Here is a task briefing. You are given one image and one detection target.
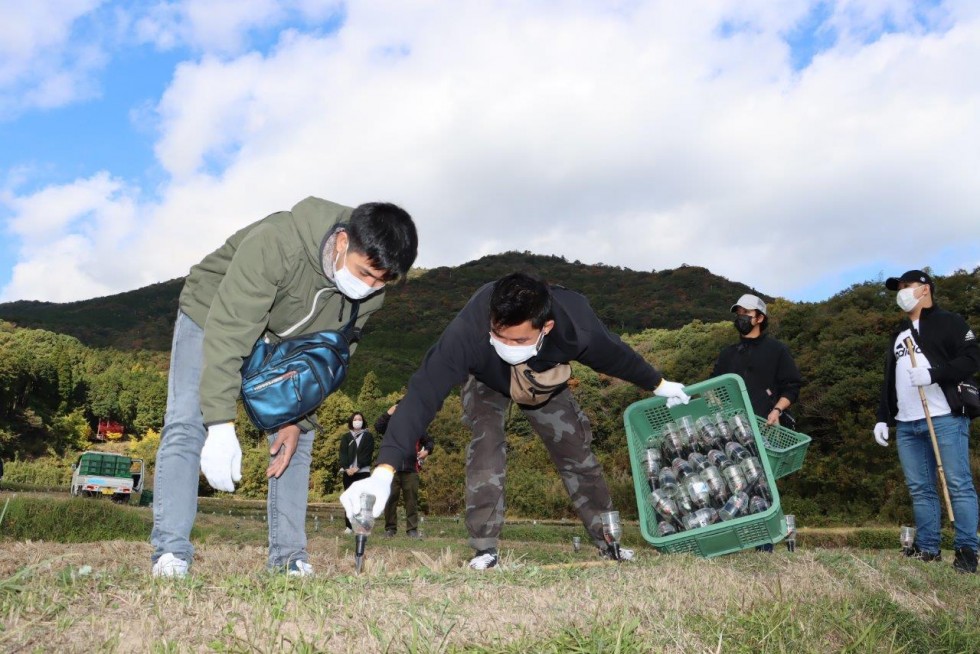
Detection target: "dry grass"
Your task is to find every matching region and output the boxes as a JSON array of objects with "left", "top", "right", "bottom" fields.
[
  {"left": 2, "top": 499, "right": 980, "bottom": 653},
  {"left": 3, "top": 531, "right": 980, "bottom": 653}
]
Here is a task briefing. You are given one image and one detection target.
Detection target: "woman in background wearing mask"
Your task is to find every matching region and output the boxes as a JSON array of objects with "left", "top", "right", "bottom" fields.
[
  {"left": 711, "top": 294, "right": 803, "bottom": 428},
  {"left": 338, "top": 412, "right": 375, "bottom": 534}
]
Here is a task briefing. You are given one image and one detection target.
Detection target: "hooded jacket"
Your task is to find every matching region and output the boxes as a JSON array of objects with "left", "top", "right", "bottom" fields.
[
  {"left": 179, "top": 197, "right": 386, "bottom": 426},
  {"left": 876, "top": 304, "right": 980, "bottom": 424},
  {"left": 375, "top": 281, "right": 664, "bottom": 467},
  {"left": 711, "top": 334, "right": 802, "bottom": 418}
]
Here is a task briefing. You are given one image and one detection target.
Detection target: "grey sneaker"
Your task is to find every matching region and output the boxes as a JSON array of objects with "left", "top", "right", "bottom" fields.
[
  {"left": 287, "top": 560, "right": 314, "bottom": 577},
  {"left": 152, "top": 553, "right": 189, "bottom": 578},
  {"left": 468, "top": 548, "right": 498, "bottom": 570},
  {"left": 599, "top": 546, "right": 635, "bottom": 561},
  {"left": 407, "top": 529, "right": 422, "bottom": 539}
]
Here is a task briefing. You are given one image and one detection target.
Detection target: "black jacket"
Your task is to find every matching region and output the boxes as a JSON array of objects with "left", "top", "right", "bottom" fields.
[
  {"left": 376, "top": 282, "right": 664, "bottom": 467},
  {"left": 339, "top": 430, "right": 375, "bottom": 470},
  {"left": 375, "top": 412, "right": 435, "bottom": 472},
  {"left": 877, "top": 304, "right": 980, "bottom": 424},
  {"left": 712, "top": 335, "right": 802, "bottom": 418}
]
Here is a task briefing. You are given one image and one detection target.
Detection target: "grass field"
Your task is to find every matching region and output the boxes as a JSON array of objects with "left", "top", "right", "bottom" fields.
[{"left": 2, "top": 493, "right": 979, "bottom": 653}]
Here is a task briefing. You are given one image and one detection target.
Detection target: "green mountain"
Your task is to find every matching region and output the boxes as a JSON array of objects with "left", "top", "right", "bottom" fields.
[{"left": 0, "top": 252, "right": 765, "bottom": 393}]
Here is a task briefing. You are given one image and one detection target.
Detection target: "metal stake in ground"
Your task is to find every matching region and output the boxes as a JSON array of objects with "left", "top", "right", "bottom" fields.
[
  {"left": 352, "top": 493, "right": 377, "bottom": 574},
  {"left": 904, "top": 336, "right": 955, "bottom": 523}
]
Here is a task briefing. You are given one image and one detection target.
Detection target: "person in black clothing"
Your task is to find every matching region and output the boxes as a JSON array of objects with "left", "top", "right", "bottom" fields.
[
  {"left": 712, "top": 294, "right": 802, "bottom": 427},
  {"left": 341, "top": 272, "right": 691, "bottom": 569},
  {"left": 338, "top": 412, "right": 375, "bottom": 533},
  {"left": 375, "top": 401, "right": 434, "bottom": 538},
  {"left": 872, "top": 270, "right": 979, "bottom": 573}
]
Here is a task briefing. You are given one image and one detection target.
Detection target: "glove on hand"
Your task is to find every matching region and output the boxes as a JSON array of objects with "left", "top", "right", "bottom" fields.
[
  {"left": 654, "top": 379, "right": 691, "bottom": 408},
  {"left": 908, "top": 367, "right": 932, "bottom": 387},
  {"left": 340, "top": 466, "right": 394, "bottom": 522},
  {"left": 873, "top": 422, "right": 889, "bottom": 447},
  {"left": 201, "top": 422, "right": 242, "bottom": 492}
]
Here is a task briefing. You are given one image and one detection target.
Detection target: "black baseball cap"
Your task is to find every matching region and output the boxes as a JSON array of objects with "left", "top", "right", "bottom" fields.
[{"left": 885, "top": 270, "right": 934, "bottom": 291}]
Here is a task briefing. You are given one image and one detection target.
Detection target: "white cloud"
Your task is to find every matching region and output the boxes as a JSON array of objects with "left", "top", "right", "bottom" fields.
[
  {"left": 2, "top": 172, "right": 145, "bottom": 302},
  {"left": 3, "top": 1, "right": 980, "bottom": 302},
  {"left": 0, "top": 0, "right": 107, "bottom": 116},
  {"left": 135, "top": 0, "right": 342, "bottom": 54}
]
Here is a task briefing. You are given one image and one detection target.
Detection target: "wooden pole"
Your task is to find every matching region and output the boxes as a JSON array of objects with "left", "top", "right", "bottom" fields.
[{"left": 904, "top": 337, "right": 955, "bottom": 523}]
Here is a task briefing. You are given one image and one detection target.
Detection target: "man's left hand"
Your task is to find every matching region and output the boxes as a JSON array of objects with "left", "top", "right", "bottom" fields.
[
  {"left": 266, "top": 424, "right": 301, "bottom": 479},
  {"left": 766, "top": 409, "right": 782, "bottom": 426},
  {"left": 908, "top": 368, "right": 932, "bottom": 387},
  {"left": 654, "top": 379, "right": 691, "bottom": 408}
]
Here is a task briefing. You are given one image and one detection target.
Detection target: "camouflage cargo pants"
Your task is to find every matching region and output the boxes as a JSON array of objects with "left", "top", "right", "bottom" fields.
[{"left": 461, "top": 375, "right": 613, "bottom": 551}]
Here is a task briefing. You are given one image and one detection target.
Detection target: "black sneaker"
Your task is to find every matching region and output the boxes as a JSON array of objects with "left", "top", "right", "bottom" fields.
[
  {"left": 468, "top": 548, "right": 498, "bottom": 570},
  {"left": 953, "top": 547, "right": 978, "bottom": 574},
  {"left": 384, "top": 530, "right": 396, "bottom": 538},
  {"left": 903, "top": 545, "right": 942, "bottom": 562}
]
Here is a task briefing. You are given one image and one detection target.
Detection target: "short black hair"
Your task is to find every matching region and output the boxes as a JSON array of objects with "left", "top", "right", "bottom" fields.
[
  {"left": 489, "top": 272, "right": 553, "bottom": 329},
  {"left": 347, "top": 202, "right": 418, "bottom": 283}
]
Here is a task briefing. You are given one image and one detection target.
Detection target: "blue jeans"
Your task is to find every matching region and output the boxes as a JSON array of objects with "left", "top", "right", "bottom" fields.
[
  {"left": 896, "top": 413, "right": 978, "bottom": 553},
  {"left": 151, "top": 311, "right": 315, "bottom": 569}
]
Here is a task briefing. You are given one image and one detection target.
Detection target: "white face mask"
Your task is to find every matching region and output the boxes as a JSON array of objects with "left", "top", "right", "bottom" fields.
[
  {"left": 352, "top": 420, "right": 364, "bottom": 430},
  {"left": 334, "top": 244, "right": 382, "bottom": 300},
  {"left": 489, "top": 330, "right": 545, "bottom": 365},
  {"left": 896, "top": 287, "right": 922, "bottom": 313}
]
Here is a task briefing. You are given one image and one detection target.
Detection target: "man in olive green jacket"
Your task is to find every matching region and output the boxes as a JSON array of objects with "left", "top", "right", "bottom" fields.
[{"left": 151, "top": 197, "right": 417, "bottom": 578}]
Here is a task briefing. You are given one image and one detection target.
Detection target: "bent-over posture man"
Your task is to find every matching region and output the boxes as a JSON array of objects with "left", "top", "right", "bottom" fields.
[{"left": 342, "top": 272, "right": 690, "bottom": 569}]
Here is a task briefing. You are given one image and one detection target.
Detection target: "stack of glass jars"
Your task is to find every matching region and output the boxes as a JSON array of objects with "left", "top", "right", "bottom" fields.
[{"left": 644, "top": 411, "right": 773, "bottom": 536}]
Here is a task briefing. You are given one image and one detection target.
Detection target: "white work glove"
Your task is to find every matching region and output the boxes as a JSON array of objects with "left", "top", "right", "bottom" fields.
[
  {"left": 654, "top": 379, "right": 691, "bottom": 408},
  {"left": 340, "top": 466, "right": 394, "bottom": 521},
  {"left": 908, "top": 367, "right": 932, "bottom": 387},
  {"left": 200, "top": 422, "right": 242, "bottom": 492},
  {"left": 873, "top": 422, "right": 890, "bottom": 447}
]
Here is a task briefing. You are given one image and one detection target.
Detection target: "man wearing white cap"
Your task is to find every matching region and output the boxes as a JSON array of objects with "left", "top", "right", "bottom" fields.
[{"left": 711, "top": 294, "right": 802, "bottom": 428}]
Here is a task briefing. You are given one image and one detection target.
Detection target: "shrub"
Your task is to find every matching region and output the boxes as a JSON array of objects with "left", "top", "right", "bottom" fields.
[{"left": 0, "top": 496, "right": 150, "bottom": 542}]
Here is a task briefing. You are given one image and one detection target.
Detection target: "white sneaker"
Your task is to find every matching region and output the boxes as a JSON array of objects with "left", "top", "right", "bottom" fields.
[
  {"left": 344, "top": 528, "right": 352, "bottom": 535},
  {"left": 152, "top": 553, "right": 189, "bottom": 578},
  {"left": 287, "top": 560, "right": 314, "bottom": 577},
  {"left": 468, "top": 548, "right": 498, "bottom": 570}
]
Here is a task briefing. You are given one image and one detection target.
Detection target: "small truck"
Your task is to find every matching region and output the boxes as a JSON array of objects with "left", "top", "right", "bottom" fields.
[{"left": 70, "top": 451, "right": 145, "bottom": 502}]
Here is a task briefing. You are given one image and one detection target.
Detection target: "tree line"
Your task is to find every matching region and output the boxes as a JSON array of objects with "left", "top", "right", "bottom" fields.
[{"left": 1, "top": 266, "right": 977, "bottom": 526}]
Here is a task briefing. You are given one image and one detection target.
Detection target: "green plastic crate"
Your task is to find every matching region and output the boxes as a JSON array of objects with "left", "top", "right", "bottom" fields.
[
  {"left": 624, "top": 374, "right": 787, "bottom": 558},
  {"left": 78, "top": 452, "right": 132, "bottom": 477},
  {"left": 755, "top": 419, "right": 812, "bottom": 480}
]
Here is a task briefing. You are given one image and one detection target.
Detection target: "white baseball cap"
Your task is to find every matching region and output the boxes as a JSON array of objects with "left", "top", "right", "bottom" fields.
[{"left": 730, "top": 294, "right": 767, "bottom": 315}]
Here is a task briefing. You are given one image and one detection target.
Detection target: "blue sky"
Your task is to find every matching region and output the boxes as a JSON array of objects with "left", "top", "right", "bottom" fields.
[{"left": 1, "top": 1, "right": 977, "bottom": 304}]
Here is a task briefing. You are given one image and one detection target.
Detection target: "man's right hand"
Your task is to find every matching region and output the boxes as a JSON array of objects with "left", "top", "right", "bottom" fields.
[
  {"left": 340, "top": 465, "right": 394, "bottom": 521},
  {"left": 201, "top": 422, "right": 243, "bottom": 492},
  {"left": 873, "top": 422, "right": 889, "bottom": 447}
]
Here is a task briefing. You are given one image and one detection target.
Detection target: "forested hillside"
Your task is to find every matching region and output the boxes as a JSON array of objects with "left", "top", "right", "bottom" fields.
[
  {"left": 0, "top": 252, "right": 759, "bottom": 342},
  {"left": 1, "top": 257, "right": 977, "bottom": 525}
]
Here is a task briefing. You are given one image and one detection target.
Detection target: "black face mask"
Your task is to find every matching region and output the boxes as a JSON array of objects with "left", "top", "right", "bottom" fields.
[{"left": 734, "top": 314, "right": 755, "bottom": 336}]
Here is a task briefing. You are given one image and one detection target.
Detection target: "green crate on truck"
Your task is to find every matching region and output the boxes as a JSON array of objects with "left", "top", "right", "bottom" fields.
[
  {"left": 624, "top": 373, "right": 788, "bottom": 558},
  {"left": 78, "top": 453, "right": 132, "bottom": 477},
  {"left": 755, "top": 419, "right": 811, "bottom": 480}
]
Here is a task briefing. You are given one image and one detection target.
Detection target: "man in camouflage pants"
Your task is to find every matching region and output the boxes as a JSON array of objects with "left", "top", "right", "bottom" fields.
[{"left": 342, "top": 272, "right": 690, "bottom": 569}]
